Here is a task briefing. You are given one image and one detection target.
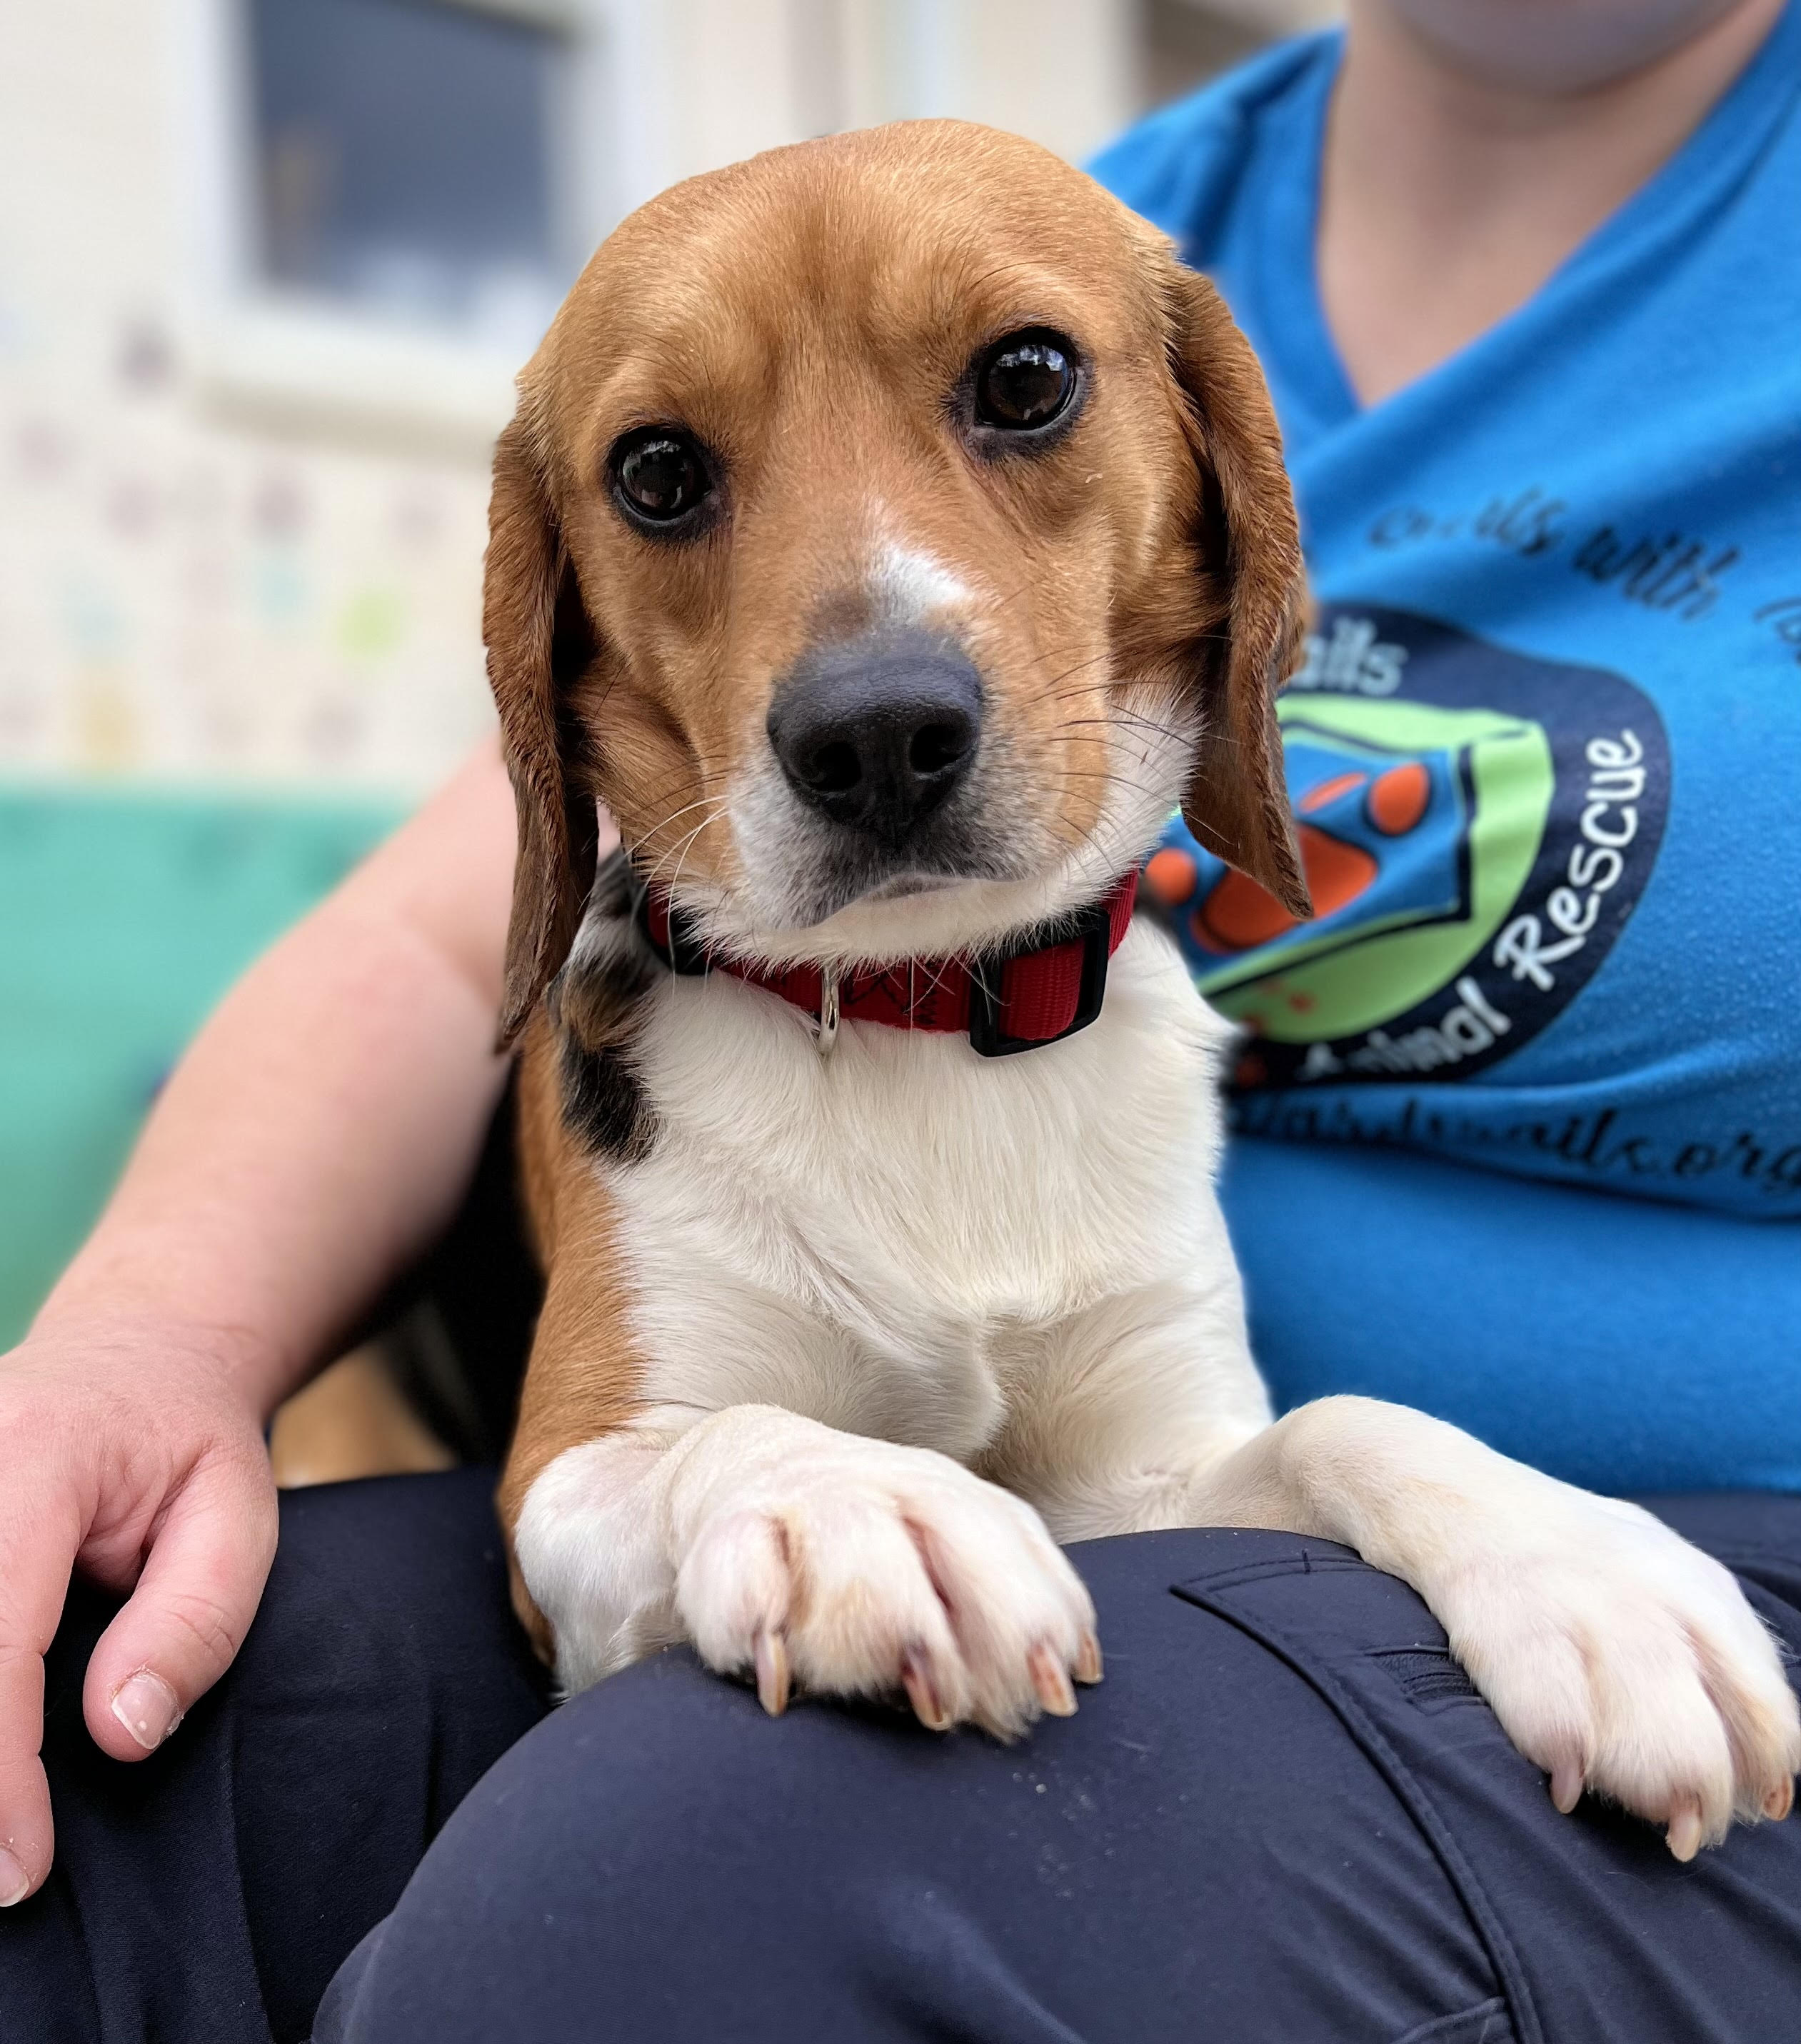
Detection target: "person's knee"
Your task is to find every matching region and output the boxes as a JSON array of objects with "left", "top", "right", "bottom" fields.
[
  {"left": 313, "top": 1533, "right": 1500, "bottom": 2044},
  {"left": 313, "top": 1649, "right": 898, "bottom": 2043}
]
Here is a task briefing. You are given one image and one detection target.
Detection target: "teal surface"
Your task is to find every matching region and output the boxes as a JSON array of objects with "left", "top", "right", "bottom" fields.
[{"left": 0, "top": 786, "right": 403, "bottom": 1346}]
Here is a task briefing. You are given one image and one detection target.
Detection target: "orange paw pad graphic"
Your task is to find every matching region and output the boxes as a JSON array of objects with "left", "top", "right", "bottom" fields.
[
  {"left": 1144, "top": 846, "right": 1200, "bottom": 906},
  {"left": 1366, "top": 761, "right": 1430, "bottom": 836},
  {"left": 1193, "top": 826, "right": 1379, "bottom": 952}
]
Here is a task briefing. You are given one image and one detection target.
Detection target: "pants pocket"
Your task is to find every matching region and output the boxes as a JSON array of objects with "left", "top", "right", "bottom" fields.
[{"left": 1171, "top": 1537, "right": 1801, "bottom": 2044}]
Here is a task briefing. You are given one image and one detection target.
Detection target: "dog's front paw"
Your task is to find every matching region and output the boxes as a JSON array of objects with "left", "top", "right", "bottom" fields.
[
  {"left": 673, "top": 1416, "right": 1099, "bottom": 1737},
  {"left": 1432, "top": 1490, "right": 1800, "bottom": 1856}
]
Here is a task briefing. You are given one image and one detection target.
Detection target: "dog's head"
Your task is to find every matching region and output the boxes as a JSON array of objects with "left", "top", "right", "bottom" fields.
[{"left": 486, "top": 119, "right": 1309, "bottom": 1044}]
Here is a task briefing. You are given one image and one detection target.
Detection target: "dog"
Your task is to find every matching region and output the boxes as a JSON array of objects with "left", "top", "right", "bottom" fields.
[{"left": 483, "top": 119, "right": 1798, "bottom": 1860}]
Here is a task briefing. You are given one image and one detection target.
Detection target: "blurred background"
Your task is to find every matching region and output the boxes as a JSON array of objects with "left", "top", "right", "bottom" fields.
[{"left": 0, "top": 0, "right": 1335, "bottom": 1356}]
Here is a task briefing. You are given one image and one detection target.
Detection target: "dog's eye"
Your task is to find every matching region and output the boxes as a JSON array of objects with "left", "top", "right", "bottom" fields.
[
  {"left": 973, "top": 331, "right": 1077, "bottom": 432},
  {"left": 613, "top": 429, "right": 712, "bottom": 526}
]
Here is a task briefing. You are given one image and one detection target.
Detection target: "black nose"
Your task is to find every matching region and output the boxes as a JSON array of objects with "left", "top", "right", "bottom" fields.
[{"left": 768, "top": 633, "right": 983, "bottom": 844}]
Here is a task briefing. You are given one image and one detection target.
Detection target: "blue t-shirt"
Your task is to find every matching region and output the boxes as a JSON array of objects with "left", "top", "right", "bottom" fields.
[{"left": 1092, "top": 6, "right": 1801, "bottom": 1493}]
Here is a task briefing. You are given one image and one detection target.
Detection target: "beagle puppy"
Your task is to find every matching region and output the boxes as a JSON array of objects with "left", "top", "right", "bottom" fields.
[{"left": 486, "top": 121, "right": 1797, "bottom": 1858}]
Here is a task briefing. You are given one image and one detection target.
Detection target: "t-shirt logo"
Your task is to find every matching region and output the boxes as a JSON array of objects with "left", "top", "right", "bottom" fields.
[{"left": 1145, "top": 605, "right": 1670, "bottom": 1089}]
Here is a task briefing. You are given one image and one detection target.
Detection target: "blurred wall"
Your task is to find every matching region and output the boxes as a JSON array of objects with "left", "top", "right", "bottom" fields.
[
  {"left": 0, "top": 0, "right": 1329, "bottom": 800},
  {"left": 1142, "top": 0, "right": 1338, "bottom": 104},
  {"left": 2, "top": 0, "right": 520, "bottom": 796}
]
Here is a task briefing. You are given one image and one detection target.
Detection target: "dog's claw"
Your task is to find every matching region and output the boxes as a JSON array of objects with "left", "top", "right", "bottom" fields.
[
  {"left": 1074, "top": 1632, "right": 1103, "bottom": 1685},
  {"left": 1666, "top": 1801, "right": 1704, "bottom": 1863},
  {"left": 754, "top": 1627, "right": 790, "bottom": 1717},
  {"left": 1549, "top": 1758, "right": 1584, "bottom": 1815},
  {"left": 1028, "top": 1642, "right": 1078, "bottom": 1718},
  {"left": 901, "top": 1646, "right": 952, "bottom": 1731},
  {"left": 1764, "top": 1778, "right": 1795, "bottom": 1822}
]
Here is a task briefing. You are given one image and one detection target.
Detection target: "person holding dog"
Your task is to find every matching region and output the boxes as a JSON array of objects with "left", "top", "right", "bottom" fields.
[{"left": 2, "top": 2, "right": 1797, "bottom": 2039}]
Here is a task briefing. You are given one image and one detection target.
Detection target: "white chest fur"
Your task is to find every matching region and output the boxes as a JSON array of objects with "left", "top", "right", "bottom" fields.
[{"left": 606, "top": 920, "right": 1234, "bottom": 1463}]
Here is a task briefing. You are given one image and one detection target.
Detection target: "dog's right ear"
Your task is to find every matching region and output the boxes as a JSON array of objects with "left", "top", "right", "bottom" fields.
[{"left": 485, "top": 411, "right": 601, "bottom": 1049}]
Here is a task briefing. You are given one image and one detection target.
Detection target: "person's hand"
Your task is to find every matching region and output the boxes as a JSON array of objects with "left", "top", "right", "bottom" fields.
[
  {"left": 0, "top": 1318, "right": 278, "bottom": 1905},
  {"left": 0, "top": 740, "right": 521, "bottom": 1909}
]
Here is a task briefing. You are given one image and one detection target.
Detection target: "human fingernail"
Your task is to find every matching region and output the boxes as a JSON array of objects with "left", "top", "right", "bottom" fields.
[
  {"left": 1074, "top": 1632, "right": 1103, "bottom": 1685},
  {"left": 111, "top": 1670, "right": 182, "bottom": 1751},
  {"left": 0, "top": 1847, "right": 30, "bottom": 1906}
]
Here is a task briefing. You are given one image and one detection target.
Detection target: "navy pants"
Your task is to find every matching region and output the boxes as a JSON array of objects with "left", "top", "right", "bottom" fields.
[{"left": 6, "top": 1475, "right": 1800, "bottom": 2044}]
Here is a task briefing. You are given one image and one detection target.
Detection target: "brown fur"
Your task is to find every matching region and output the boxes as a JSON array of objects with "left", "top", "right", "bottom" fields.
[
  {"left": 498, "top": 1013, "right": 647, "bottom": 1654},
  {"left": 488, "top": 121, "right": 1313, "bottom": 1646},
  {"left": 484, "top": 120, "right": 1310, "bottom": 1048},
  {"left": 1153, "top": 261, "right": 1310, "bottom": 911}
]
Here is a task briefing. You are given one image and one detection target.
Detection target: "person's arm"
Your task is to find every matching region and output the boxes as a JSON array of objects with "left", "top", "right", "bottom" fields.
[
  {"left": 0, "top": 738, "right": 549, "bottom": 1905},
  {"left": 43, "top": 739, "right": 520, "bottom": 1398}
]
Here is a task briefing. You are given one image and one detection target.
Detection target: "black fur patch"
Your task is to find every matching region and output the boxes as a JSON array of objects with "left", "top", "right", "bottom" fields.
[
  {"left": 560, "top": 1035, "right": 655, "bottom": 1162},
  {"left": 551, "top": 848, "right": 660, "bottom": 1163}
]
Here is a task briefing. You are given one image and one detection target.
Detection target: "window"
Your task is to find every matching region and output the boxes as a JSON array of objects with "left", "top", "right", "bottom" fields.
[
  {"left": 248, "top": 0, "right": 571, "bottom": 356},
  {"left": 184, "top": 0, "right": 636, "bottom": 447}
]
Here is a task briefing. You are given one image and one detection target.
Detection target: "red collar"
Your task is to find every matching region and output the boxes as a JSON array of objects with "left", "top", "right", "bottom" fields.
[{"left": 635, "top": 872, "right": 1138, "bottom": 1058}]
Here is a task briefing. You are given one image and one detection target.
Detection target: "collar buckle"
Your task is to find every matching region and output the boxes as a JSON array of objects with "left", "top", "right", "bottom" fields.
[{"left": 965, "top": 896, "right": 1115, "bottom": 1059}]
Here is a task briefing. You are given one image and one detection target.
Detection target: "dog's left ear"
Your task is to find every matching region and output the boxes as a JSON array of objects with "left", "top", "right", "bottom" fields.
[
  {"left": 485, "top": 408, "right": 601, "bottom": 1048},
  {"left": 1156, "top": 256, "right": 1312, "bottom": 919}
]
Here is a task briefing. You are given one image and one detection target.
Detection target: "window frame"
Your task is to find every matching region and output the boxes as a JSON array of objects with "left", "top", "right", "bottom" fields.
[{"left": 176, "top": 0, "right": 661, "bottom": 452}]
